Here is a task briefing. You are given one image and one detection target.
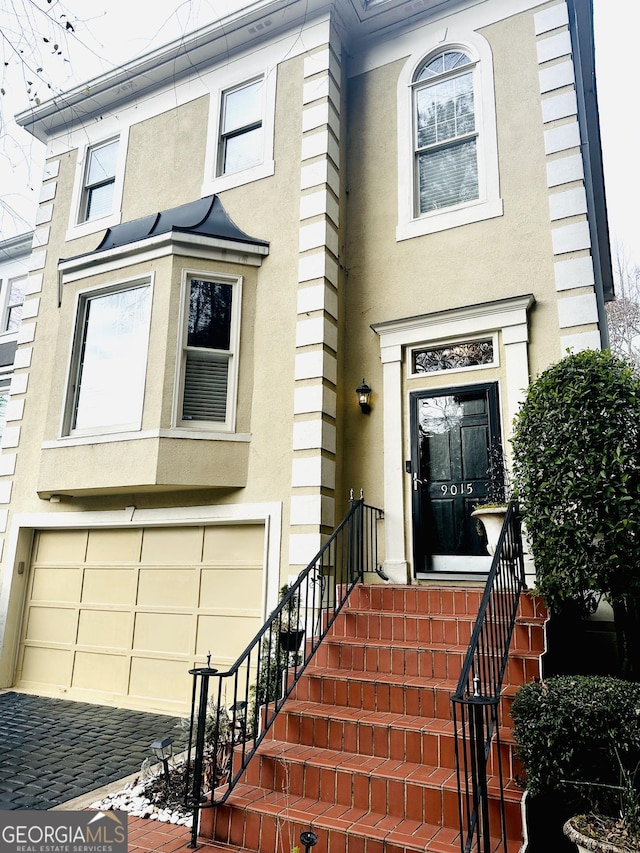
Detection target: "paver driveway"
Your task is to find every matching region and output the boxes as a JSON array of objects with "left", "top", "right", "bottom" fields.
[{"left": 0, "top": 691, "right": 187, "bottom": 810}]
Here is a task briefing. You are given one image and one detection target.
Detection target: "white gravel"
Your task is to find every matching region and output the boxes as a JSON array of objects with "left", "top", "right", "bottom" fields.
[{"left": 89, "top": 776, "right": 193, "bottom": 827}]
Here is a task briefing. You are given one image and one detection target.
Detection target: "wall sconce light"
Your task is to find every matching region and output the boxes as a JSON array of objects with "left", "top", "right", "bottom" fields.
[{"left": 356, "top": 379, "right": 372, "bottom": 414}]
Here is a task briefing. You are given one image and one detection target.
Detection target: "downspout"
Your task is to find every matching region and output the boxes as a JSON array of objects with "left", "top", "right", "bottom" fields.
[{"left": 566, "top": 0, "right": 614, "bottom": 349}]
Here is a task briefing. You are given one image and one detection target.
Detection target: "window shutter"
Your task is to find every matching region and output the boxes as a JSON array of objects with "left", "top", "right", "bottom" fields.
[{"left": 183, "top": 352, "right": 229, "bottom": 422}]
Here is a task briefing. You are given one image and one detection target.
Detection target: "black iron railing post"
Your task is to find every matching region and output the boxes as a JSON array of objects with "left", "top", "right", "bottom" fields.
[
  {"left": 186, "top": 663, "right": 218, "bottom": 848},
  {"left": 452, "top": 499, "right": 525, "bottom": 853},
  {"left": 347, "top": 492, "right": 364, "bottom": 585}
]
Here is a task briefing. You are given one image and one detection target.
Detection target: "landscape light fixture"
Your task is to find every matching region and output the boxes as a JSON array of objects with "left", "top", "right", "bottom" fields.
[
  {"left": 356, "top": 378, "right": 372, "bottom": 414},
  {"left": 299, "top": 830, "right": 318, "bottom": 853},
  {"left": 150, "top": 735, "right": 174, "bottom": 784}
]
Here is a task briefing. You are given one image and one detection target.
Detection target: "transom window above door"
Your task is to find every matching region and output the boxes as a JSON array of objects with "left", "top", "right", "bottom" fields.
[{"left": 413, "top": 49, "right": 478, "bottom": 214}]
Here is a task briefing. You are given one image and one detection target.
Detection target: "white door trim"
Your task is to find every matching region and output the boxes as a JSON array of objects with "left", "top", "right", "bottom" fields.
[{"left": 372, "top": 295, "right": 533, "bottom": 580}]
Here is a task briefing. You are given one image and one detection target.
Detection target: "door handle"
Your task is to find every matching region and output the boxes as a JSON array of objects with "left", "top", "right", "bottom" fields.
[{"left": 412, "top": 472, "right": 423, "bottom": 490}]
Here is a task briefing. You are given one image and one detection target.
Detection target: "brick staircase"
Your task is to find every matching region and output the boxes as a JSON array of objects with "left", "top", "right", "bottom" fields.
[{"left": 199, "top": 584, "right": 546, "bottom": 853}]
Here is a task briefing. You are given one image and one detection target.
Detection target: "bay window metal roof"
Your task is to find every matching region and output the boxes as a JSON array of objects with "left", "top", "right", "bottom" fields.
[{"left": 93, "top": 194, "right": 269, "bottom": 254}]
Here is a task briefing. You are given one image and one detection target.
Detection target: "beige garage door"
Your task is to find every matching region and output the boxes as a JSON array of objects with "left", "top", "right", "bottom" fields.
[{"left": 15, "top": 524, "right": 265, "bottom": 713}]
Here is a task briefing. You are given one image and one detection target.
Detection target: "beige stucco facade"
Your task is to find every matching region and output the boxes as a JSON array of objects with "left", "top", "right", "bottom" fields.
[{"left": 0, "top": 0, "right": 610, "bottom": 711}]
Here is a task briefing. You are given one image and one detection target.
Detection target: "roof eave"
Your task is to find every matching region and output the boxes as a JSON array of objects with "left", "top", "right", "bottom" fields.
[{"left": 15, "top": 0, "right": 326, "bottom": 143}]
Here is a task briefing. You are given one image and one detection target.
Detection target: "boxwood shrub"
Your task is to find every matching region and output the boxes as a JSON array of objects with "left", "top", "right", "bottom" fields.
[
  {"left": 512, "top": 350, "right": 640, "bottom": 617},
  {"left": 511, "top": 676, "right": 640, "bottom": 815}
]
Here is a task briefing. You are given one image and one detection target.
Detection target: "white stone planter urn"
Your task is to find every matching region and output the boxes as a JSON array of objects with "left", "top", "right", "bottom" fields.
[
  {"left": 471, "top": 505, "right": 508, "bottom": 555},
  {"left": 563, "top": 817, "right": 632, "bottom": 853}
]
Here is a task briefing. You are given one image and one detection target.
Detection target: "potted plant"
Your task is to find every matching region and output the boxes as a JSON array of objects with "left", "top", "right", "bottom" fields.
[
  {"left": 563, "top": 776, "right": 640, "bottom": 852},
  {"left": 511, "top": 675, "right": 640, "bottom": 852},
  {"left": 248, "top": 585, "right": 305, "bottom": 735},
  {"left": 278, "top": 584, "right": 305, "bottom": 653},
  {"left": 471, "top": 439, "right": 511, "bottom": 554}
]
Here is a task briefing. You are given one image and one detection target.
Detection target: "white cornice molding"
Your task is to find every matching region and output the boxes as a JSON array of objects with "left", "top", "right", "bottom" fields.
[
  {"left": 372, "top": 294, "right": 535, "bottom": 352},
  {"left": 348, "top": 0, "right": 547, "bottom": 77},
  {"left": 59, "top": 231, "right": 269, "bottom": 284}
]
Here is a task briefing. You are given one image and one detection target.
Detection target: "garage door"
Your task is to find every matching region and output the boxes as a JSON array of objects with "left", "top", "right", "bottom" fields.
[{"left": 15, "top": 524, "right": 265, "bottom": 713}]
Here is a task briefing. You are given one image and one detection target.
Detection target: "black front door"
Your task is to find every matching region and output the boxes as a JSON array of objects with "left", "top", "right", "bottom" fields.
[{"left": 411, "top": 383, "right": 501, "bottom": 574}]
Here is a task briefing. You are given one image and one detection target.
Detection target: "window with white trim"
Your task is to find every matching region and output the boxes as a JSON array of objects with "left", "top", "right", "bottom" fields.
[
  {"left": 178, "top": 275, "right": 241, "bottom": 430},
  {"left": 218, "top": 79, "right": 264, "bottom": 176},
  {"left": 80, "top": 138, "right": 119, "bottom": 222},
  {"left": 3, "top": 274, "right": 27, "bottom": 332},
  {"left": 413, "top": 50, "right": 478, "bottom": 214},
  {"left": 0, "top": 375, "right": 10, "bottom": 442},
  {"left": 66, "top": 281, "right": 152, "bottom": 435},
  {"left": 396, "top": 31, "right": 502, "bottom": 241}
]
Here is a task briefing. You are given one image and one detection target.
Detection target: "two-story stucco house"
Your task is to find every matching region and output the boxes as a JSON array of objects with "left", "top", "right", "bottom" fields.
[{"left": 0, "top": 0, "right": 610, "bottom": 722}]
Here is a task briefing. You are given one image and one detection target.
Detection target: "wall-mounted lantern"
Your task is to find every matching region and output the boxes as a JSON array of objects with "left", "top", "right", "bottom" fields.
[{"left": 356, "top": 378, "right": 372, "bottom": 414}]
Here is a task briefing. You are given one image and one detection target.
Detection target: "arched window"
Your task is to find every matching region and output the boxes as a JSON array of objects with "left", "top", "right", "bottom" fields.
[{"left": 413, "top": 49, "right": 479, "bottom": 214}]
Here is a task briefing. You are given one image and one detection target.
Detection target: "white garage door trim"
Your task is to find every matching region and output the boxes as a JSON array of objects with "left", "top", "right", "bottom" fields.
[{"left": 0, "top": 501, "right": 282, "bottom": 689}]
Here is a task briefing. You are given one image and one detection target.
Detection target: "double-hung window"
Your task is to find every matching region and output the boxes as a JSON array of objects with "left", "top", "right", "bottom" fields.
[
  {"left": 413, "top": 50, "right": 479, "bottom": 214},
  {"left": 0, "top": 375, "right": 10, "bottom": 443},
  {"left": 179, "top": 275, "right": 240, "bottom": 429},
  {"left": 80, "top": 138, "right": 119, "bottom": 222},
  {"left": 4, "top": 275, "right": 27, "bottom": 332},
  {"left": 67, "top": 282, "right": 152, "bottom": 434},
  {"left": 218, "top": 79, "right": 264, "bottom": 176}
]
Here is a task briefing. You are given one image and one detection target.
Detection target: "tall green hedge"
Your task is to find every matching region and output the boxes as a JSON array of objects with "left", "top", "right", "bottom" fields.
[{"left": 511, "top": 349, "right": 640, "bottom": 616}]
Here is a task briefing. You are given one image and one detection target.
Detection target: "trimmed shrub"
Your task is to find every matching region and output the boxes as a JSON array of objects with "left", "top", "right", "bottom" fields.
[
  {"left": 512, "top": 350, "right": 640, "bottom": 680},
  {"left": 511, "top": 349, "right": 640, "bottom": 619},
  {"left": 511, "top": 675, "right": 640, "bottom": 816}
]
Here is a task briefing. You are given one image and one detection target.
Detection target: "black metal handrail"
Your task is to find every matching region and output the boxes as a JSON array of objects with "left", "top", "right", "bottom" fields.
[
  {"left": 451, "top": 500, "right": 526, "bottom": 853},
  {"left": 184, "top": 497, "right": 383, "bottom": 846}
]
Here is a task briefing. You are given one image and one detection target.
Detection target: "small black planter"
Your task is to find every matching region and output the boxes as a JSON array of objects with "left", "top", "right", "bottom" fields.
[{"left": 278, "top": 629, "right": 305, "bottom": 653}]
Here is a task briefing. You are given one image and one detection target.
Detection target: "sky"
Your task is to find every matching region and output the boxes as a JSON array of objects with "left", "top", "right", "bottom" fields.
[{"left": 0, "top": 0, "right": 638, "bottom": 274}]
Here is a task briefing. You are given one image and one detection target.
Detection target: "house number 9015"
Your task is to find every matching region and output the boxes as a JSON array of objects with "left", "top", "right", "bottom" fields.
[{"left": 440, "top": 483, "right": 474, "bottom": 496}]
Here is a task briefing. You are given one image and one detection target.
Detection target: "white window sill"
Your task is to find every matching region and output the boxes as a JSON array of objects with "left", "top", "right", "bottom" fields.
[
  {"left": 164, "top": 427, "right": 250, "bottom": 441},
  {"left": 396, "top": 197, "right": 504, "bottom": 242},
  {"left": 201, "top": 160, "right": 274, "bottom": 197},
  {"left": 43, "top": 428, "right": 251, "bottom": 449},
  {"left": 65, "top": 210, "right": 122, "bottom": 244}
]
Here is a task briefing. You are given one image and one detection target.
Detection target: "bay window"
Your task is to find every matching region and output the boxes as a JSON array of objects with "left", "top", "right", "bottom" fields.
[
  {"left": 66, "top": 281, "right": 152, "bottom": 434},
  {"left": 178, "top": 274, "right": 241, "bottom": 430}
]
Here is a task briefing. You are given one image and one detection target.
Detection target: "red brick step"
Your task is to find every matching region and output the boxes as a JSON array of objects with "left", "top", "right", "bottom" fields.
[{"left": 198, "top": 585, "right": 546, "bottom": 853}]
